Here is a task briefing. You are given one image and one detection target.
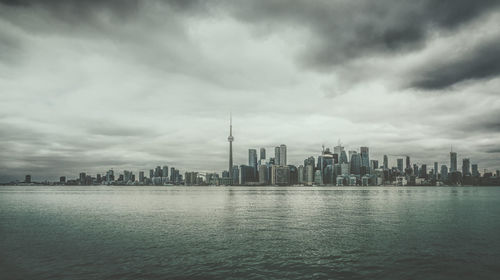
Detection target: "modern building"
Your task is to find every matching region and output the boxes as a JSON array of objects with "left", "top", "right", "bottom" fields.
[
  {"left": 360, "top": 147, "right": 369, "bottom": 168},
  {"left": 279, "top": 144, "right": 287, "bottom": 166},
  {"left": 350, "top": 153, "right": 361, "bottom": 175},
  {"left": 462, "top": 158, "right": 470, "bottom": 176},
  {"left": 397, "top": 159, "right": 404, "bottom": 172},
  {"left": 434, "top": 162, "right": 438, "bottom": 180},
  {"left": 450, "top": 151, "right": 457, "bottom": 172},
  {"left": 441, "top": 165, "right": 448, "bottom": 182},
  {"left": 274, "top": 146, "right": 280, "bottom": 166},
  {"left": 383, "top": 155, "right": 388, "bottom": 169},
  {"left": 249, "top": 149, "right": 258, "bottom": 174},
  {"left": 471, "top": 164, "right": 479, "bottom": 177},
  {"left": 260, "top": 148, "right": 266, "bottom": 160}
]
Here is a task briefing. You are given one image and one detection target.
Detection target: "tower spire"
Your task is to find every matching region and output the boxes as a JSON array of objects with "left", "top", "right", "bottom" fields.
[{"left": 228, "top": 113, "right": 234, "bottom": 185}]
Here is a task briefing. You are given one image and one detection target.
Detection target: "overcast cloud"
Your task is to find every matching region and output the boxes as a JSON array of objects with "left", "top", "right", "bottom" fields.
[{"left": 1, "top": 0, "right": 500, "bottom": 182}]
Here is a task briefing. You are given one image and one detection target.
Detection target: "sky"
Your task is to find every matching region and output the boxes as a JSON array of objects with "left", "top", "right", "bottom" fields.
[{"left": 1, "top": 0, "right": 500, "bottom": 182}]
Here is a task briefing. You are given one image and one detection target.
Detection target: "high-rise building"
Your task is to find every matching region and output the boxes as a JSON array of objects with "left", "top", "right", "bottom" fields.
[
  {"left": 155, "top": 166, "right": 162, "bottom": 177},
  {"left": 258, "top": 165, "right": 267, "bottom": 184},
  {"left": 420, "top": 164, "right": 427, "bottom": 179},
  {"left": 139, "top": 171, "right": 144, "bottom": 183},
  {"left": 232, "top": 165, "right": 239, "bottom": 185},
  {"left": 249, "top": 149, "right": 258, "bottom": 171},
  {"left": 79, "top": 172, "right": 86, "bottom": 185},
  {"left": 228, "top": 113, "right": 234, "bottom": 184},
  {"left": 434, "top": 162, "right": 438, "bottom": 180},
  {"left": 360, "top": 147, "right": 369, "bottom": 168},
  {"left": 397, "top": 159, "right": 404, "bottom": 172},
  {"left": 279, "top": 144, "right": 287, "bottom": 166},
  {"left": 450, "top": 151, "right": 457, "bottom": 172},
  {"left": 471, "top": 164, "right": 479, "bottom": 177},
  {"left": 162, "top": 166, "right": 169, "bottom": 178},
  {"left": 260, "top": 148, "right": 266, "bottom": 160},
  {"left": 339, "top": 150, "right": 348, "bottom": 164},
  {"left": 405, "top": 156, "right": 411, "bottom": 170},
  {"left": 350, "top": 153, "right": 361, "bottom": 175},
  {"left": 370, "top": 160, "right": 379, "bottom": 170},
  {"left": 274, "top": 146, "right": 280, "bottom": 166},
  {"left": 462, "top": 158, "right": 470, "bottom": 176},
  {"left": 149, "top": 169, "right": 154, "bottom": 179},
  {"left": 383, "top": 155, "right": 388, "bottom": 169},
  {"left": 305, "top": 165, "right": 314, "bottom": 185},
  {"left": 298, "top": 165, "right": 305, "bottom": 184},
  {"left": 441, "top": 165, "right": 448, "bottom": 181}
]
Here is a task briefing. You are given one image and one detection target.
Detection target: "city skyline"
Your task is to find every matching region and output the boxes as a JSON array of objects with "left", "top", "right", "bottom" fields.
[{"left": 2, "top": 1, "right": 500, "bottom": 182}]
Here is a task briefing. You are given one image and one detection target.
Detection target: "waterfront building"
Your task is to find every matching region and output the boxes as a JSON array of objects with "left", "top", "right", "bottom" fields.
[
  {"left": 420, "top": 164, "right": 427, "bottom": 179},
  {"left": 462, "top": 158, "right": 471, "bottom": 176},
  {"left": 274, "top": 146, "right": 280, "bottom": 166},
  {"left": 260, "top": 148, "right": 266, "bottom": 160},
  {"left": 383, "top": 155, "right": 388, "bottom": 169},
  {"left": 232, "top": 165, "right": 239, "bottom": 185},
  {"left": 298, "top": 165, "right": 304, "bottom": 184},
  {"left": 360, "top": 147, "right": 369, "bottom": 168},
  {"left": 397, "top": 159, "right": 404, "bottom": 172},
  {"left": 434, "top": 162, "right": 438, "bottom": 180},
  {"left": 279, "top": 144, "right": 287, "bottom": 166},
  {"left": 450, "top": 151, "right": 457, "bottom": 172},
  {"left": 471, "top": 164, "right": 479, "bottom": 177},
  {"left": 272, "top": 165, "right": 290, "bottom": 185},
  {"left": 305, "top": 165, "right": 314, "bottom": 185},
  {"left": 249, "top": 149, "right": 258, "bottom": 178},
  {"left": 441, "top": 165, "right": 448, "bottom": 182},
  {"left": 350, "top": 153, "right": 361, "bottom": 175},
  {"left": 139, "top": 171, "right": 144, "bottom": 183},
  {"left": 259, "top": 165, "right": 268, "bottom": 185}
]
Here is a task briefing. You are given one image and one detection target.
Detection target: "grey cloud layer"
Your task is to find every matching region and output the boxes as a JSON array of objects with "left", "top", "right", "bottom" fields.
[{"left": 1, "top": 0, "right": 500, "bottom": 181}]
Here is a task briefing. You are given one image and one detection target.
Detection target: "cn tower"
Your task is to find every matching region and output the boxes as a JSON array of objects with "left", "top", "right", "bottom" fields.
[{"left": 228, "top": 113, "right": 234, "bottom": 183}]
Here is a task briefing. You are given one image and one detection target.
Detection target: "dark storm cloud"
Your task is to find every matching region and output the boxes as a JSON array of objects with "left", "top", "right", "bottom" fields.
[
  {"left": 223, "top": 0, "right": 499, "bottom": 69},
  {"left": 409, "top": 37, "right": 500, "bottom": 89}
]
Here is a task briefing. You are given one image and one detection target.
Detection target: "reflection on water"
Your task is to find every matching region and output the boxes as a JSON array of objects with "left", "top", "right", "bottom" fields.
[{"left": 1, "top": 186, "right": 499, "bottom": 279}]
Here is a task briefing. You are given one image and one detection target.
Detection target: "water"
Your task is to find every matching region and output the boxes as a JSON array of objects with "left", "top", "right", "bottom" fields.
[{"left": 1, "top": 186, "right": 499, "bottom": 279}]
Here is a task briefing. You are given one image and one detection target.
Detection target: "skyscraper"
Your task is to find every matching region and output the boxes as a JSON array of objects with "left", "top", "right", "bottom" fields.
[
  {"left": 441, "top": 165, "right": 448, "bottom": 181},
  {"left": 462, "top": 158, "right": 470, "bottom": 176},
  {"left": 383, "top": 155, "right": 388, "bottom": 169},
  {"left": 405, "top": 156, "right": 410, "bottom": 170},
  {"left": 397, "top": 159, "right": 403, "bottom": 172},
  {"left": 228, "top": 113, "right": 234, "bottom": 183},
  {"left": 350, "top": 153, "right": 361, "bottom": 175},
  {"left": 450, "top": 151, "right": 457, "bottom": 172},
  {"left": 279, "top": 144, "right": 287, "bottom": 166},
  {"left": 274, "top": 146, "right": 280, "bottom": 166},
  {"left": 471, "top": 164, "right": 479, "bottom": 177},
  {"left": 249, "top": 149, "right": 258, "bottom": 174},
  {"left": 360, "top": 147, "right": 369, "bottom": 168},
  {"left": 434, "top": 162, "right": 438, "bottom": 180},
  {"left": 260, "top": 148, "right": 266, "bottom": 160}
]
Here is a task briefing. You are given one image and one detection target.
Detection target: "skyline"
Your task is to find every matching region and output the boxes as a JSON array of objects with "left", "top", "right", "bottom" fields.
[{"left": 1, "top": 1, "right": 500, "bottom": 182}]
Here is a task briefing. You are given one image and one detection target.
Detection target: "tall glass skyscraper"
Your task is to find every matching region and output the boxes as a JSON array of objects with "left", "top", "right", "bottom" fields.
[
  {"left": 360, "top": 147, "right": 369, "bottom": 168},
  {"left": 279, "top": 144, "right": 287, "bottom": 166},
  {"left": 450, "top": 152, "right": 457, "bottom": 172}
]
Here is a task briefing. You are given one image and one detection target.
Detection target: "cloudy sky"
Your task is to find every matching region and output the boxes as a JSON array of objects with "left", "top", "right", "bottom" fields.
[{"left": 1, "top": 0, "right": 500, "bottom": 181}]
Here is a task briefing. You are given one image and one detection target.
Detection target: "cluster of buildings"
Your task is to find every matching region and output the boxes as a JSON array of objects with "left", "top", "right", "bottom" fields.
[{"left": 11, "top": 117, "right": 500, "bottom": 186}]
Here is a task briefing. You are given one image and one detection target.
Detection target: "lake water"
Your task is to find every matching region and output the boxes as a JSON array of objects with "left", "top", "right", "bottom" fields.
[{"left": 1, "top": 186, "right": 499, "bottom": 279}]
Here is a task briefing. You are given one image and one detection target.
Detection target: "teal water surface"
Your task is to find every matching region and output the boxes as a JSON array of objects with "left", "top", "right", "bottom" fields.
[{"left": 1, "top": 186, "right": 499, "bottom": 279}]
